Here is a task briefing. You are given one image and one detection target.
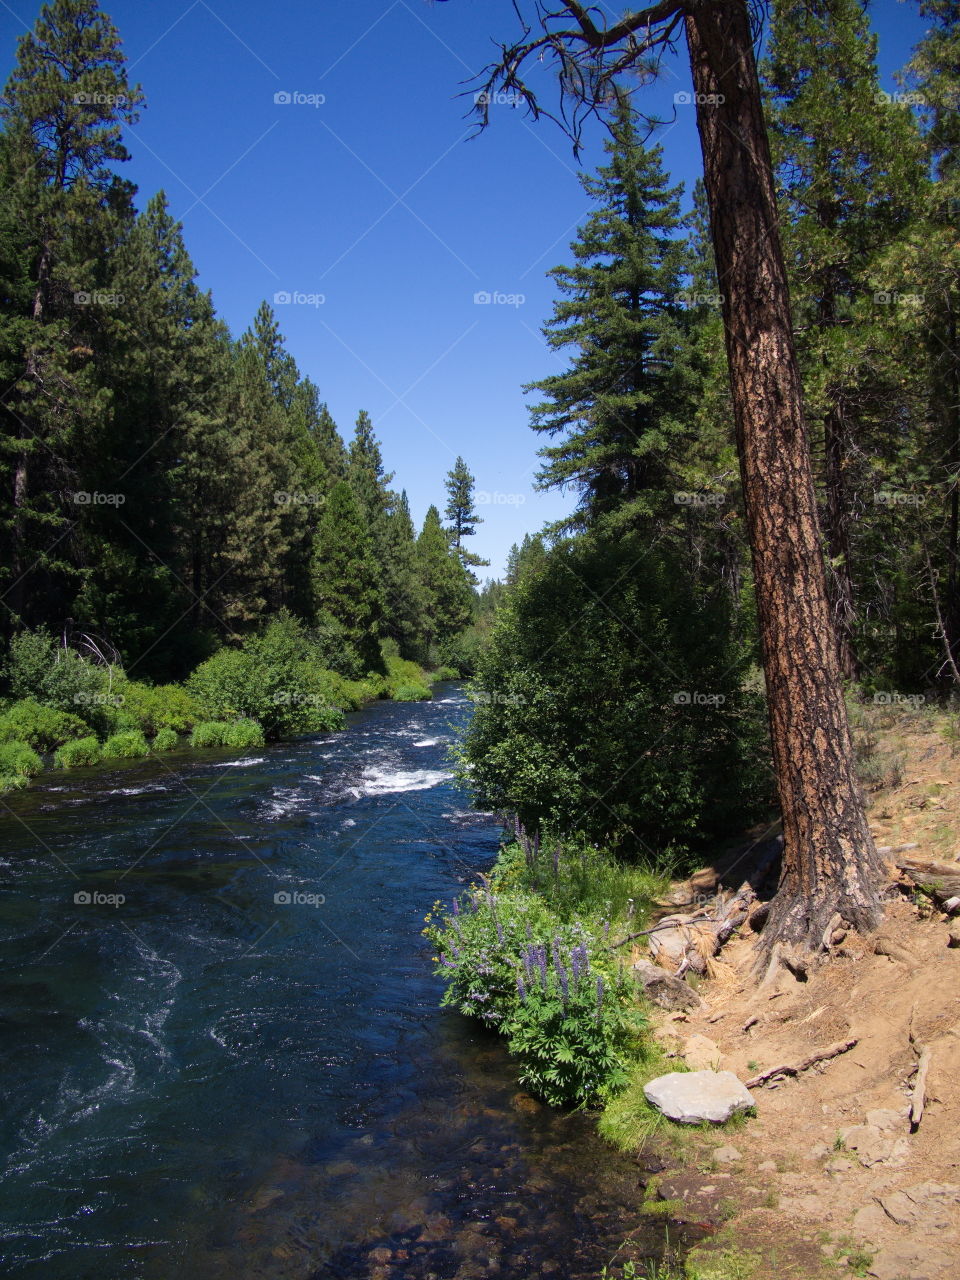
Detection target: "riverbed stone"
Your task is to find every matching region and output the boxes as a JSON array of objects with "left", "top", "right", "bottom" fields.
[
  {"left": 644, "top": 1070, "right": 755, "bottom": 1124},
  {"left": 631, "top": 959, "right": 702, "bottom": 1011}
]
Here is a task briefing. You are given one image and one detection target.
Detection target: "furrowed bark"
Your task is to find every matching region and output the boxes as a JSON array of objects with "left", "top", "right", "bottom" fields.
[{"left": 684, "top": 0, "right": 883, "bottom": 953}]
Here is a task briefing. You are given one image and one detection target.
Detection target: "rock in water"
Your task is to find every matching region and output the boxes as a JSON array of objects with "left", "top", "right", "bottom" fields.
[{"left": 644, "top": 1070, "right": 755, "bottom": 1124}]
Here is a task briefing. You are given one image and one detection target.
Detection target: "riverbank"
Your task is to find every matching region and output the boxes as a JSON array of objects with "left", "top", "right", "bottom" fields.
[
  {"left": 0, "top": 616, "right": 455, "bottom": 797},
  {"left": 599, "top": 698, "right": 960, "bottom": 1280}
]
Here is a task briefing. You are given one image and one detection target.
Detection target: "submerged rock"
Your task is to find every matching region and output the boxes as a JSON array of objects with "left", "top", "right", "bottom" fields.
[{"left": 644, "top": 1070, "right": 755, "bottom": 1124}]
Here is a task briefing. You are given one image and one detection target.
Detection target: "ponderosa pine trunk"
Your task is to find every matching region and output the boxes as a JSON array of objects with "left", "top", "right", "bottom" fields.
[{"left": 684, "top": 0, "right": 883, "bottom": 950}]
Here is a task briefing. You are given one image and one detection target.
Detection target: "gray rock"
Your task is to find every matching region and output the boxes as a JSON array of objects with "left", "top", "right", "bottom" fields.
[
  {"left": 879, "top": 1182, "right": 960, "bottom": 1230},
  {"left": 644, "top": 1070, "right": 755, "bottom": 1124},
  {"left": 868, "top": 1243, "right": 956, "bottom": 1280},
  {"left": 632, "top": 959, "right": 701, "bottom": 1011},
  {"left": 713, "top": 1144, "right": 742, "bottom": 1164}
]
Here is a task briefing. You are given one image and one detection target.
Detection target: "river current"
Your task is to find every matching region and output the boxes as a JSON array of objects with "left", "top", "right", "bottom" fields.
[{"left": 0, "top": 686, "right": 670, "bottom": 1278}]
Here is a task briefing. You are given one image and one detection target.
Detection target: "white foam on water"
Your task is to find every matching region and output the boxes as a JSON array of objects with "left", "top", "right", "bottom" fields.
[
  {"left": 211, "top": 757, "right": 267, "bottom": 768},
  {"left": 412, "top": 738, "right": 441, "bottom": 748},
  {"left": 358, "top": 767, "right": 451, "bottom": 796}
]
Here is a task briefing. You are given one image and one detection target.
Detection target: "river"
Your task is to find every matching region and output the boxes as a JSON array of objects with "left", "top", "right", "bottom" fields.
[{"left": 0, "top": 685, "right": 671, "bottom": 1279}]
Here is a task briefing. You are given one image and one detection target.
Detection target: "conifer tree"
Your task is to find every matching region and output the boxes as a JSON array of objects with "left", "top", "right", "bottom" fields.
[
  {"left": 526, "top": 92, "right": 698, "bottom": 533},
  {"left": 382, "top": 489, "right": 428, "bottom": 657},
  {"left": 0, "top": 0, "right": 143, "bottom": 628},
  {"left": 762, "top": 0, "right": 926, "bottom": 676},
  {"left": 416, "top": 504, "right": 474, "bottom": 644},
  {"left": 444, "top": 455, "right": 489, "bottom": 578},
  {"left": 312, "top": 479, "right": 384, "bottom": 671}
]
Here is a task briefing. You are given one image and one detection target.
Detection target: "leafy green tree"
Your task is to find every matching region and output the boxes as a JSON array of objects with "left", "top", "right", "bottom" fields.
[
  {"left": 526, "top": 92, "right": 698, "bottom": 534},
  {"left": 382, "top": 489, "right": 428, "bottom": 657},
  {"left": 444, "top": 455, "right": 489, "bottom": 577}
]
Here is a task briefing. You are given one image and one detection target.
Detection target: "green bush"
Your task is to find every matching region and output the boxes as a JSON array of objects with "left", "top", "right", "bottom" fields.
[
  {"left": 425, "top": 878, "right": 645, "bottom": 1108},
  {"left": 54, "top": 736, "right": 103, "bottom": 769},
  {"left": 0, "top": 740, "right": 43, "bottom": 778},
  {"left": 151, "top": 727, "right": 180, "bottom": 752},
  {"left": 190, "top": 720, "right": 232, "bottom": 748},
  {"left": 0, "top": 773, "right": 29, "bottom": 793},
  {"left": 186, "top": 613, "right": 344, "bottom": 739},
  {"left": 391, "top": 682, "right": 432, "bottom": 702},
  {"left": 0, "top": 699, "right": 90, "bottom": 752},
  {"left": 4, "top": 630, "right": 118, "bottom": 723},
  {"left": 433, "top": 665, "right": 460, "bottom": 682},
  {"left": 114, "top": 681, "right": 202, "bottom": 735},
  {"left": 461, "top": 534, "right": 772, "bottom": 861},
  {"left": 220, "top": 718, "right": 265, "bottom": 748},
  {"left": 101, "top": 730, "right": 150, "bottom": 760}
]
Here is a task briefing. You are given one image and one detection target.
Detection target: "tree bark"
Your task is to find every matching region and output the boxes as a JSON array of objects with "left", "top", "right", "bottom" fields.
[
  {"left": 823, "top": 398, "right": 859, "bottom": 680},
  {"left": 684, "top": 0, "right": 882, "bottom": 951}
]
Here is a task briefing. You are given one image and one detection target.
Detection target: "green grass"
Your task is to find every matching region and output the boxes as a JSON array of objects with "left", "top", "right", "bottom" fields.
[
  {"left": 0, "top": 740, "right": 43, "bottom": 778},
  {"left": 151, "top": 727, "right": 180, "bottom": 752},
  {"left": 54, "top": 736, "right": 102, "bottom": 768},
  {"left": 101, "top": 729, "right": 150, "bottom": 760}
]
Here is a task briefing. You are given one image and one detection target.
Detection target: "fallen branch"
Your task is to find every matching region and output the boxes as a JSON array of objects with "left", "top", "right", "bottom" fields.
[
  {"left": 895, "top": 853, "right": 960, "bottom": 908},
  {"left": 873, "top": 935, "right": 919, "bottom": 965},
  {"left": 745, "top": 1037, "right": 859, "bottom": 1088},
  {"left": 910, "top": 1046, "right": 932, "bottom": 1131}
]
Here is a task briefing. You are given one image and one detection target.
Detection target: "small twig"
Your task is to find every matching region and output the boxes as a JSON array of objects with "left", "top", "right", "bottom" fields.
[{"left": 745, "top": 1037, "right": 859, "bottom": 1088}]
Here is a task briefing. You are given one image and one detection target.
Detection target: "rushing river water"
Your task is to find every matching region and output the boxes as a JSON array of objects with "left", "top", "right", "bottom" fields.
[{"left": 0, "top": 686, "right": 675, "bottom": 1279}]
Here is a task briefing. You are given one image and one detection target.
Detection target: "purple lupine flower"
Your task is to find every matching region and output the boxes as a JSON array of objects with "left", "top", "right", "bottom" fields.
[
  {"left": 596, "top": 975, "right": 605, "bottom": 1022},
  {"left": 603, "top": 919, "right": 610, "bottom": 940},
  {"left": 495, "top": 915, "right": 505, "bottom": 946},
  {"left": 571, "top": 944, "right": 589, "bottom": 986},
  {"left": 452, "top": 898, "right": 459, "bottom": 916},
  {"left": 558, "top": 961, "right": 569, "bottom": 1006},
  {"left": 537, "top": 944, "right": 548, "bottom": 990},
  {"left": 516, "top": 974, "right": 527, "bottom": 1003}
]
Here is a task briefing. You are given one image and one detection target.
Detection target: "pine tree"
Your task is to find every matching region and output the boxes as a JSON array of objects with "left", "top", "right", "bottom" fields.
[
  {"left": 526, "top": 91, "right": 698, "bottom": 533},
  {"left": 0, "top": 0, "right": 143, "bottom": 629},
  {"left": 416, "top": 504, "right": 473, "bottom": 644},
  {"left": 762, "top": 0, "right": 926, "bottom": 677},
  {"left": 312, "top": 479, "right": 384, "bottom": 671},
  {"left": 444, "top": 455, "right": 489, "bottom": 578},
  {"left": 382, "top": 489, "right": 428, "bottom": 658}
]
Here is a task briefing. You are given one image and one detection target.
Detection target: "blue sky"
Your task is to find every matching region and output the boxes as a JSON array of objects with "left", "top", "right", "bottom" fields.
[{"left": 0, "top": 0, "right": 931, "bottom": 576}]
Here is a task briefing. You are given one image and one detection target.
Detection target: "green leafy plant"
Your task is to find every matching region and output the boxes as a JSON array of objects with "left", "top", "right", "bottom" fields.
[
  {"left": 219, "top": 718, "right": 265, "bottom": 749},
  {"left": 101, "top": 730, "right": 150, "bottom": 760},
  {"left": 150, "top": 727, "right": 180, "bottom": 752},
  {"left": 54, "top": 736, "right": 103, "bottom": 769},
  {"left": 0, "top": 740, "right": 43, "bottom": 778},
  {"left": 0, "top": 699, "right": 90, "bottom": 752}
]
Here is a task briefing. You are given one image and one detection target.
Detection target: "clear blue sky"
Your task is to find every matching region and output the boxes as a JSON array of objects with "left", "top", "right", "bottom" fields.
[{"left": 0, "top": 0, "right": 930, "bottom": 577}]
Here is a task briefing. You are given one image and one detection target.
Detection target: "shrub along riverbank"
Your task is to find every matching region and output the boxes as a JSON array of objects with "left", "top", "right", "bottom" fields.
[
  {"left": 425, "top": 824, "right": 679, "bottom": 1130},
  {"left": 0, "top": 612, "right": 455, "bottom": 794}
]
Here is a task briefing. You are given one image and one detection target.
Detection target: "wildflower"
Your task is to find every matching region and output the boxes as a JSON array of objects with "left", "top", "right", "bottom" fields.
[
  {"left": 516, "top": 974, "right": 527, "bottom": 1003},
  {"left": 596, "top": 975, "right": 605, "bottom": 1022}
]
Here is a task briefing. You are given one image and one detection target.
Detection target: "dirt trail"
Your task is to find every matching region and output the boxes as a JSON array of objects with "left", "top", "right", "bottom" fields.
[{"left": 644, "top": 708, "right": 960, "bottom": 1280}]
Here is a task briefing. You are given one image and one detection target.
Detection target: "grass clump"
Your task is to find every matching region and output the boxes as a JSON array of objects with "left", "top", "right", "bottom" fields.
[
  {"left": 190, "top": 719, "right": 264, "bottom": 749},
  {"left": 101, "top": 729, "right": 150, "bottom": 760},
  {"left": 0, "top": 740, "right": 43, "bottom": 790},
  {"left": 0, "top": 699, "right": 90, "bottom": 752},
  {"left": 54, "top": 736, "right": 103, "bottom": 769},
  {"left": 150, "top": 727, "right": 180, "bottom": 752}
]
